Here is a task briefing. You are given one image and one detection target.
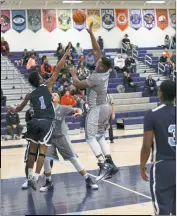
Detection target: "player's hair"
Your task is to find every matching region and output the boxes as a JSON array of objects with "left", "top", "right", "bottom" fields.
[
  {"left": 160, "top": 80, "right": 176, "bottom": 102},
  {"left": 101, "top": 57, "right": 112, "bottom": 71},
  {"left": 28, "top": 71, "right": 40, "bottom": 88}
]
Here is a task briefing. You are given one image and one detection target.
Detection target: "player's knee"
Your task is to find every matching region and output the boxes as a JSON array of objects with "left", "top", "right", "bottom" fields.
[
  {"left": 86, "top": 137, "right": 97, "bottom": 144},
  {"left": 95, "top": 133, "right": 104, "bottom": 141}
]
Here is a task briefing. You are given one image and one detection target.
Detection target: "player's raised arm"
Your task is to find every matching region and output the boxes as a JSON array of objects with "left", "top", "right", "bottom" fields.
[
  {"left": 15, "top": 93, "right": 30, "bottom": 112},
  {"left": 70, "top": 67, "right": 89, "bottom": 89},
  {"left": 86, "top": 22, "right": 102, "bottom": 61},
  {"left": 46, "top": 43, "right": 71, "bottom": 89}
]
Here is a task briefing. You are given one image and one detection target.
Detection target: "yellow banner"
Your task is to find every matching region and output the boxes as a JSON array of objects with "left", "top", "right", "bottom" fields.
[{"left": 87, "top": 9, "right": 101, "bottom": 32}]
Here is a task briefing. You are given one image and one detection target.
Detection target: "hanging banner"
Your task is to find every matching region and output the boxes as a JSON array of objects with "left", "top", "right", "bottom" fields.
[
  {"left": 142, "top": 9, "right": 155, "bottom": 30},
  {"left": 12, "top": 10, "right": 26, "bottom": 33},
  {"left": 101, "top": 9, "right": 115, "bottom": 31},
  {"left": 57, "top": 9, "right": 71, "bottom": 31},
  {"left": 1, "top": 10, "right": 11, "bottom": 33},
  {"left": 129, "top": 9, "right": 142, "bottom": 30},
  {"left": 27, "top": 9, "right": 41, "bottom": 33},
  {"left": 156, "top": 9, "right": 168, "bottom": 30},
  {"left": 169, "top": 9, "right": 176, "bottom": 29},
  {"left": 72, "top": 9, "right": 86, "bottom": 31},
  {"left": 87, "top": 9, "right": 101, "bottom": 32},
  {"left": 115, "top": 9, "right": 128, "bottom": 31},
  {"left": 43, "top": 9, "right": 56, "bottom": 32}
]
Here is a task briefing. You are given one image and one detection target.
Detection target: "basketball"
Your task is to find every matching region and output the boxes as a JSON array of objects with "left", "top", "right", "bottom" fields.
[{"left": 73, "top": 9, "right": 86, "bottom": 24}]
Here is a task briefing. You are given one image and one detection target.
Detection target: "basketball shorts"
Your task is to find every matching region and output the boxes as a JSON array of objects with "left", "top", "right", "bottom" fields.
[
  {"left": 85, "top": 104, "right": 112, "bottom": 140},
  {"left": 150, "top": 160, "right": 176, "bottom": 215},
  {"left": 24, "top": 118, "right": 55, "bottom": 145},
  {"left": 24, "top": 141, "right": 39, "bottom": 163},
  {"left": 46, "top": 135, "right": 78, "bottom": 161}
]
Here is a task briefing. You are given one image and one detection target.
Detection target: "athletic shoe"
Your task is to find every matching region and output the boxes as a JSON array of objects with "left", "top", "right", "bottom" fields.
[
  {"left": 85, "top": 177, "right": 98, "bottom": 190},
  {"left": 21, "top": 179, "right": 28, "bottom": 189},
  {"left": 104, "top": 158, "right": 119, "bottom": 180},
  {"left": 96, "top": 162, "right": 113, "bottom": 182},
  {"left": 28, "top": 176, "right": 37, "bottom": 191},
  {"left": 40, "top": 179, "right": 54, "bottom": 192}
]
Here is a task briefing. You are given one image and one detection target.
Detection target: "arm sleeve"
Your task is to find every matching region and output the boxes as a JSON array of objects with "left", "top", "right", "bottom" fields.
[
  {"left": 60, "top": 105, "right": 75, "bottom": 116},
  {"left": 144, "top": 110, "right": 154, "bottom": 132}
]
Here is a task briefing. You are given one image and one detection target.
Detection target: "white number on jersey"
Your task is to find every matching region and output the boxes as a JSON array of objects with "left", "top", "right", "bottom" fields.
[
  {"left": 39, "top": 96, "right": 46, "bottom": 109},
  {"left": 168, "top": 125, "right": 176, "bottom": 147}
]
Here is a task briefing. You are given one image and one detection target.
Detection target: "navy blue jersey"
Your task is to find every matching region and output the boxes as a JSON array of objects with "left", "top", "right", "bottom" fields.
[
  {"left": 29, "top": 84, "right": 55, "bottom": 119},
  {"left": 144, "top": 104, "right": 176, "bottom": 162}
]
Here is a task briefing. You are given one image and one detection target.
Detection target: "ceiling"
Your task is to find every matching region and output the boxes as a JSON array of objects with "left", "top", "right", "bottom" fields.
[{"left": 1, "top": 0, "right": 176, "bottom": 8}]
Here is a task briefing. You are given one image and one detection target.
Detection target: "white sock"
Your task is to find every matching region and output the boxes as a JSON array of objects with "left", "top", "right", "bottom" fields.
[
  {"left": 87, "top": 137, "right": 103, "bottom": 158},
  {"left": 97, "top": 136, "right": 111, "bottom": 156},
  {"left": 34, "top": 173, "right": 40, "bottom": 181},
  {"left": 28, "top": 168, "right": 33, "bottom": 178},
  {"left": 83, "top": 173, "right": 89, "bottom": 179},
  {"left": 97, "top": 154, "right": 105, "bottom": 163},
  {"left": 46, "top": 176, "right": 51, "bottom": 181}
]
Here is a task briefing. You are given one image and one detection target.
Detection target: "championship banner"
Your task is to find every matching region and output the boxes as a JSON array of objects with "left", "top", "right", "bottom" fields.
[
  {"left": 43, "top": 9, "right": 56, "bottom": 32},
  {"left": 27, "top": 9, "right": 41, "bottom": 33},
  {"left": 72, "top": 9, "right": 86, "bottom": 31},
  {"left": 87, "top": 9, "right": 101, "bottom": 32},
  {"left": 115, "top": 9, "right": 128, "bottom": 31},
  {"left": 142, "top": 9, "right": 155, "bottom": 30},
  {"left": 129, "top": 9, "right": 142, "bottom": 30},
  {"left": 57, "top": 9, "right": 71, "bottom": 31},
  {"left": 169, "top": 9, "right": 176, "bottom": 29},
  {"left": 156, "top": 9, "right": 168, "bottom": 30},
  {"left": 12, "top": 10, "right": 26, "bottom": 33},
  {"left": 1, "top": 10, "right": 11, "bottom": 33},
  {"left": 101, "top": 9, "right": 115, "bottom": 31}
]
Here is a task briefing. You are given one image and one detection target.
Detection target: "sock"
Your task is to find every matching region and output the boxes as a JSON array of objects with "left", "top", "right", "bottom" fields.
[
  {"left": 83, "top": 173, "right": 89, "bottom": 179},
  {"left": 97, "top": 136, "right": 111, "bottom": 156},
  {"left": 34, "top": 173, "right": 40, "bottom": 181},
  {"left": 28, "top": 168, "right": 33, "bottom": 178},
  {"left": 96, "top": 154, "right": 105, "bottom": 163},
  {"left": 46, "top": 176, "right": 51, "bottom": 181}
]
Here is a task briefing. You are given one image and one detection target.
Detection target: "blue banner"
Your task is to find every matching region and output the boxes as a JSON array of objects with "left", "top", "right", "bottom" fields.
[
  {"left": 129, "top": 9, "right": 142, "bottom": 30},
  {"left": 12, "top": 10, "right": 26, "bottom": 33}
]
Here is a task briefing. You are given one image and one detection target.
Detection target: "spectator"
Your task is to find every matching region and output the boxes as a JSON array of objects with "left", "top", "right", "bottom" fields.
[
  {"left": 125, "top": 55, "right": 136, "bottom": 73},
  {"left": 107, "top": 94, "right": 115, "bottom": 144},
  {"left": 97, "top": 36, "right": 104, "bottom": 52},
  {"left": 164, "top": 48, "right": 171, "bottom": 59},
  {"left": 164, "top": 35, "right": 170, "bottom": 48},
  {"left": 77, "top": 55, "right": 85, "bottom": 69},
  {"left": 77, "top": 62, "right": 90, "bottom": 80},
  {"left": 67, "top": 54, "right": 74, "bottom": 65},
  {"left": 172, "top": 34, "right": 176, "bottom": 48},
  {"left": 61, "top": 91, "right": 76, "bottom": 107},
  {"left": 1, "top": 37, "right": 9, "bottom": 54},
  {"left": 57, "top": 73, "right": 72, "bottom": 92},
  {"left": 171, "top": 51, "right": 176, "bottom": 65},
  {"left": 75, "top": 42, "right": 83, "bottom": 57},
  {"left": 56, "top": 43, "right": 63, "bottom": 55},
  {"left": 30, "top": 49, "right": 37, "bottom": 57},
  {"left": 1, "top": 88, "right": 6, "bottom": 106},
  {"left": 26, "top": 54, "right": 37, "bottom": 70},
  {"left": 122, "top": 34, "right": 131, "bottom": 53},
  {"left": 164, "top": 59, "right": 174, "bottom": 77},
  {"left": 57, "top": 48, "right": 64, "bottom": 62},
  {"left": 65, "top": 43, "right": 76, "bottom": 56},
  {"left": 114, "top": 54, "right": 126, "bottom": 73},
  {"left": 22, "top": 49, "right": 30, "bottom": 65},
  {"left": 144, "top": 75, "right": 157, "bottom": 97},
  {"left": 40, "top": 57, "right": 54, "bottom": 79},
  {"left": 159, "top": 52, "right": 168, "bottom": 65},
  {"left": 85, "top": 52, "right": 95, "bottom": 70},
  {"left": 6, "top": 106, "right": 23, "bottom": 140},
  {"left": 123, "top": 72, "right": 137, "bottom": 92}
]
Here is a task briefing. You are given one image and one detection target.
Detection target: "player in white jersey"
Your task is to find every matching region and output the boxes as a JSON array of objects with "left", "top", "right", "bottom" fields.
[{"left": 70, "top": 22, "right": 118, "bottom": 182}]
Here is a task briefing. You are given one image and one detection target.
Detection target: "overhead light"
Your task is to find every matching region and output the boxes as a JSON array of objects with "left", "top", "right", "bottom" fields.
[
  {"left": 63, "top": 1, "right": 83, "bottom": 3},
  {"left": 146, "top": 1, "right": 165, "bottom": 3}
]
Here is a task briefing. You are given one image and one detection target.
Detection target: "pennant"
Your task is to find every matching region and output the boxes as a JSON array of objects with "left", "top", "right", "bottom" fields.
[
  {"left": 129, "top": 9, "right": 142, "bottom": 30},
  {"left": 43, "top": 9, "right": 56, "bottom": 32},
  {"left": 27, "top": 9, "right": 41, "bottom": 33},
  {"left": 87, "top": 9, "right": 101, "bottom": 32},
  {"left": 101, "top": 9, "right": 115, "bottom": 31},
  {"left": 115, "top": 9, "right": 128, "bottom": 31},
  {"left": 72, "top": 9, "right": 86, "bottom": 31},
  {"left": 156, "top": 9, "right": 168, "bottom": 30},
  {"left": 12, "top": 10, "right": 26, "bottom": 33},
  {"left": 169, "top": 9, "right": 176, "bottom": 29},
  {"left": 57, "top": 9, "right": 71, "bottom": 31},
  {"left": 1, "top": 10, "right": 11, "bottom": 33},
  {"left": 142, "top": 9, "right": 155, "bottom": 30}
]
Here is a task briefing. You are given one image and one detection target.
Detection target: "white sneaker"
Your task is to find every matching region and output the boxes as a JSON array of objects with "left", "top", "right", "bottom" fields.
[{"left": 21, "top": 179, "right": 28, "bottom": 189}]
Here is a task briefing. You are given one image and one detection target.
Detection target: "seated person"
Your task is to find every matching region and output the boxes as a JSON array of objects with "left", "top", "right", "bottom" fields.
[
  {"left": 164, "top": 48, "right": 171, "bottom": 59},
  {"left": 56, "top": 43, "right": 63, "bottom": 54},
  {"left": 122, "top": 34, "right": 131, "bottom": 52},
  {"left": 171, "top": 51, "right": 176, "bottom": 66},
  {"left": 77, "top": 55, "right": 85, "bottom": 69},
  {"left": 65, "top": 43, "right": 76, "bottom": 57},
  {"left": 164, "top": 59, "right": 174, "bottom": 77},
  {"left": 1, "top": 88, "right": 6, "bottom": 106},
  {"left": 1, "top": 37, "right": 9, "bottom": 54},
  {"left": 85, "top": 52, "right": 95, "bottom": 70},
  {"left": 29, "top": 49, "right": 37, "bottom": 57},
  {"left": 40, "top": 57, "right": 54, "bottom": 79},
  {"left": 57, "top": 73, "right": 71, "bottom": 92},
  {"left": 57, "top": 48, "right": 64, "bottom": 62},
  {"left": 26, "top": 54, "right": 38, "bottom": 70},
  {"left": 125, "top": 55, "right": 136, "bottom": 73},
  {"left": 114, "top": 54, "right": 126, "bottom": 73},
  {"left": 67, "top": 54, "right": 74, "bottom": 65},
  {"left": 164, "top": 35, "right": 170, "bottom": 48},
  {"left": 97, "top": 36, "right": 104, "bottom": 51},
  {"left": 75, "top": 42, "right": 83, "bottom": 57},
  {"left": 123, "top": 72, "right": 137, "bottom": 92},
  {"left": 67, "top": 60, "right": 74, "bottom": 71},
  {"left": 159, "top": 52, "right": 168, "bottom": 65},
  {"left": 61, "top": 90, "right": 76, "bottom": 107},
  {"left": 22, "top": 49, "right": 30, "bottom": 65},
  {"left": 77, "top": 62, "right": 90, "bottom": 80},
  {"left": 6, "top": 106, "right": 23, "bottom": 140},
  {"left": 144, "top": 75, "right": 157, "bottom": 96}
]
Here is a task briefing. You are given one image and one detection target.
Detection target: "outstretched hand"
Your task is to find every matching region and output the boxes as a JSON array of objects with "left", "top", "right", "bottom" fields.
[{"left": 86, "top": 22, "right": 93, "bottom": 34}]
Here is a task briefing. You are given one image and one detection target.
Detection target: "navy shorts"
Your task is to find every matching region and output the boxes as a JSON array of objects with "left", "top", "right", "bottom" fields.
[
  {"left": 24, "top": 118, "right": 55, "bottom": 145},
  {"left": 24, "top": 141, "right": 39, "bottom": 163},
  {"left": 150, "top": 160, "right": 176, "bottom": 215}
]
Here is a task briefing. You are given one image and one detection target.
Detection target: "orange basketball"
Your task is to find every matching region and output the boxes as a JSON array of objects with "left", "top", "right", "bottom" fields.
[{"left": 73, "top": 10, "right": 86, "bottom": 24}]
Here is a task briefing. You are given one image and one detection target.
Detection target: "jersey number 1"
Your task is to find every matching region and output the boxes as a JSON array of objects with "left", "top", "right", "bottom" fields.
[
  {"left": 168, "top": 125, "right": 176, "bottom": 147},
  {"left": 39, "top": 96, "right": 46, "bottom": 109}
]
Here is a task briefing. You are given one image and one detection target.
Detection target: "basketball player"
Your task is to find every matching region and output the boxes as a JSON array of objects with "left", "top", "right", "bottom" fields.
[
  {"left": 140, "top": 80, "right": 176, "bottom": 215},
  {"left": 39, "top": 92, "right": 98, "bottom": 191},
  {"left": 15, "top": 44, "right": 71, "bottom": 190},
  {"left": 70, "top": 22, "right": 118, "bottom": 182}
]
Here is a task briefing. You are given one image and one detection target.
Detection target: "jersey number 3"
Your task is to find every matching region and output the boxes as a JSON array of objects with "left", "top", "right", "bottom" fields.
[
  {"left": 39, "top": 96, "right": 46, "bottom": 109},
  {"left": 168, "top": 125, "right": 176, "bottom": 147}
]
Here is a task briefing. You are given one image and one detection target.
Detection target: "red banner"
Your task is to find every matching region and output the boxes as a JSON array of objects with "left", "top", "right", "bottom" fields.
[
  {"left": 115, "top": 9, "right": 128, "bottom": 31},
  {"left": 156, "top": 9, "right": 168, "bottom": 30},
  {"left": 43, "top": 9, "right": 56, "bottom": 32},
  {"left": 1, "top": 10, "right": 11, "bottom": 33}
]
